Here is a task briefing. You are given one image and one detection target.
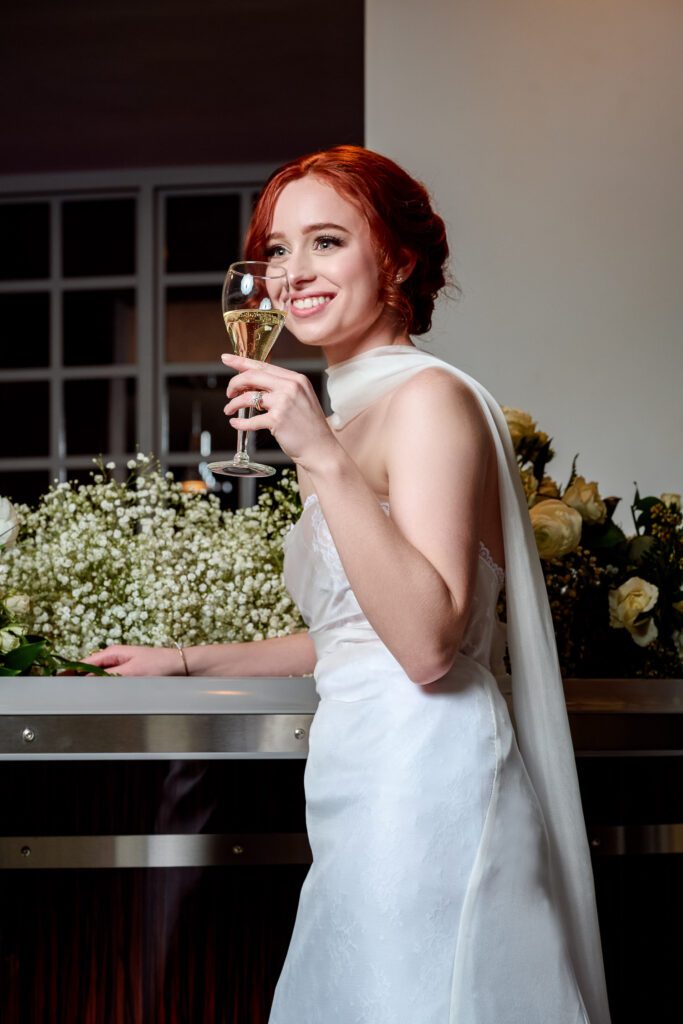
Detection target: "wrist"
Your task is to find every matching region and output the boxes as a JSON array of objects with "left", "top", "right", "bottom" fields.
[{"left": 301, "top": 438, "right": 351, "bottom": 483}]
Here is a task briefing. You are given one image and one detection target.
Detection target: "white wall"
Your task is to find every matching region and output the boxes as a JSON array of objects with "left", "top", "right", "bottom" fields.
[{"left": 366, "top": 0, "right": 682, "bottom": 522}]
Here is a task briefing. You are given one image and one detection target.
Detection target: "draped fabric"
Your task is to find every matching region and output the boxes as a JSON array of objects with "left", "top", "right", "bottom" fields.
[{"left": 325, "top": 344, "right": 611, "bottom": 1024}]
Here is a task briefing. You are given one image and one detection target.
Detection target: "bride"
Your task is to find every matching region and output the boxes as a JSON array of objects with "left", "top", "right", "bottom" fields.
[{"left": 85, "top": 146, "right": 611, "bottom": 1024}]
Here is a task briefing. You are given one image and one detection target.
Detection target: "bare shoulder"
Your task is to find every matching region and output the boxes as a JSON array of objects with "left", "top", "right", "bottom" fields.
[{"left": 385, "top": 366, "right": 487, "bottom": 432}]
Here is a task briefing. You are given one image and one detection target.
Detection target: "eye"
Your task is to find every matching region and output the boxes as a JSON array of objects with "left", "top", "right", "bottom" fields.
[
  {"left": 313, "top": 234, "right": 344, "bottom": 252},
  {"left": 265, "top": 243, "right": 288, "bottom": 260}
]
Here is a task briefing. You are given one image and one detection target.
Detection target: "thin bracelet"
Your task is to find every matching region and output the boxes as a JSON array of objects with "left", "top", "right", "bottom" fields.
[{"left": 173, "top": 641, "right": 190, "bottom": 676}]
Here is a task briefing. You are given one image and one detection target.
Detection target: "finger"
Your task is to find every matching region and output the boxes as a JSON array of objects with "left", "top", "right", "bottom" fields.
[
  {"left": 228, "top": 412, "right": 272, "bottom": 432},
  {"left": 82, "top": 650, "right": 125, "bottom": 667},
  {"left": 224, "top": 391, "right": 270, "bottom": 415},
  {"left": 221, "top": 353, "right": 294, "bottom": 380},
  {"left": 101, "top": 662, "right": 136, "bottom": 676},
  {"left": 226, "top": 370, "right": 286, "bottom": 398}
]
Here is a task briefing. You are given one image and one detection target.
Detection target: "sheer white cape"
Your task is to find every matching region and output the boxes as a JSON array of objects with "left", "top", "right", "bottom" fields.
[{"left": 325, "top": 344, "right": 611, "bottom": 1024}]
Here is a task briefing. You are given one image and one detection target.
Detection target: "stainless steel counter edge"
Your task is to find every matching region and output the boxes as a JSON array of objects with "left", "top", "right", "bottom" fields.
[
  {"left": 1, "top": 676, "right": 682, "bottom": 760},
  {"left": 2, "top": 675, "right": 682, "bottom": 716},
  {"left": 0, "top": 675, "right": 320, "bottom": 715}
]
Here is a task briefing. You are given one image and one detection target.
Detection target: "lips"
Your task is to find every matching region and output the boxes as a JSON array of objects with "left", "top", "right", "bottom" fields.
[{"left": 290, "top": 294, "right": 334, "bottom": 318}]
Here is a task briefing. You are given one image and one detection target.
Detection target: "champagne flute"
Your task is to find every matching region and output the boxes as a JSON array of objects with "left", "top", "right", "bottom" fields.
[{"left": 208, "top": 261, "right": 289, "bottom": 478}]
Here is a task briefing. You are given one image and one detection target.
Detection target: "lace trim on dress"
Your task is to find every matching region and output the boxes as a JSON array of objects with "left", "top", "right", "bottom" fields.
[{"left": 478, "top": 541, "right": 506, "bottom": 588}]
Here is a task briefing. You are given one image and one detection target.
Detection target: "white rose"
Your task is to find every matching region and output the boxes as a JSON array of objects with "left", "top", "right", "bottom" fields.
[
  {"left": 5, "top": 593, "right": 31, "bottom": 616},
  {"left": 562, "top": 475, "right": 607, "bottom": 525},
  {"left": 529, "top": 499, "right": 582, "bottom": 559},
  {"left": 660, "top": 493, "right": 681, "bottom": 511},
  {"left": 0, "top": 497, "right": 19, "bottom": 549},
  {"left": 0, "top": 624, "right": 24, "bottom": 654},
  {"left": 609, "top": 576, "right": 659, "bottom": 648}
]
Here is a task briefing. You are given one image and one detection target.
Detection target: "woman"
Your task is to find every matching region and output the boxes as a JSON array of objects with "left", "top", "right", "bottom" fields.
[{"left": 86, "top": 147, "right": 611, "bottom": 1024}]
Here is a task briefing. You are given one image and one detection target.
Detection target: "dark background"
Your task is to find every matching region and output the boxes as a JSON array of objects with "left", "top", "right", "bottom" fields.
[{"left": 0, "top": 0, "right": 364, "bottom": 174}]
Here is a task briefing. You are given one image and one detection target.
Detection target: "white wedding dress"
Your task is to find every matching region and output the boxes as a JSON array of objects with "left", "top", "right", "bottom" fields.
[{"left": 267, "top": 346, "right": 611, "bottom": 1024}]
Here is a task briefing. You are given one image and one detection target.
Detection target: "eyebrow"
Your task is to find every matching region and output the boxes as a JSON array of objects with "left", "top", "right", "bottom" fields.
[{"left": 266, "top": 222, "right": 350, "bottom": 241}]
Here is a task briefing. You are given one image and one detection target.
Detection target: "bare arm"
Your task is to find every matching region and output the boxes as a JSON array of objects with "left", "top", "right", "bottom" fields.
[
  {"left": 83, "top": 630, "right": 317, "bottom": 678},
  {"left": 305, "top": 369, "right": 492, "bottom": 685},
  {"left": 183, "top": 631, "right": 316, "bottom": 677}
]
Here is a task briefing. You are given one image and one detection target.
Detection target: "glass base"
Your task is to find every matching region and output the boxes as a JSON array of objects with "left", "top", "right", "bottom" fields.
[{"left": 207, "top": 459, "right": 276, "bottom": 479}]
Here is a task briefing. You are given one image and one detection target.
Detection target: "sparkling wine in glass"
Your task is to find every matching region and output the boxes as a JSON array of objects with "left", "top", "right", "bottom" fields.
[{"left": 208, "top": 261, "right": 289, "bottom": 478}]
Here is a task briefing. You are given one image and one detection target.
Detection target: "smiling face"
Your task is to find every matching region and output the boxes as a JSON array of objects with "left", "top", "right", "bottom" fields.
[{"left": 266, "top": 176, "right": 408, "bottom": 364}]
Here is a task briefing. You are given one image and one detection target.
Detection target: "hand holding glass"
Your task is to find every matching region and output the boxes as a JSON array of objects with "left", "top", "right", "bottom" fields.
[{"left": 208, "top": 261, "right": 289, "bottom": 478}]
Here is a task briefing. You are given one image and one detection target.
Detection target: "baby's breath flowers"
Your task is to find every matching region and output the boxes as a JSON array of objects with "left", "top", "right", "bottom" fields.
[{"left": 0, "top": 455, "right": 304, "bottom": 661}]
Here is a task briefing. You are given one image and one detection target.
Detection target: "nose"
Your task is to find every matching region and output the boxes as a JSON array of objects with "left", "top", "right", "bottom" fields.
[{"left": 286, "top": 248, "right": 316, "bottom": 288}]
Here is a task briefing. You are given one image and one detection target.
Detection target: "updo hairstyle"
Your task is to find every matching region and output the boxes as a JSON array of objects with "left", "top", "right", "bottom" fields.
[{"left": 243, "top": 145, "right": 452, "bottom": 336}]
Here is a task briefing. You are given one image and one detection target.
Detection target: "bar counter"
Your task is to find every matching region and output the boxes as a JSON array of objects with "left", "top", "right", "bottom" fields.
[
  {"left": 2, "top": 674, "right": 683, "bottom": 759},
  {"left": 0, "top": 676, "right": 682, "bottom": 1022},
  {"left": 0, "top": 675, "right": 318, "bottom": 760}
]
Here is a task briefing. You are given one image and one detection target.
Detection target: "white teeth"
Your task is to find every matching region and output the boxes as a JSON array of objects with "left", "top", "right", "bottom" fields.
[{"left": 293, "top": 295, "right": 331, "bottom": 310}]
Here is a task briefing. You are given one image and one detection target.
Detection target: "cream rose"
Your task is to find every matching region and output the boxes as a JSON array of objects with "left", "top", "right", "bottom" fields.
[
  {"left": 0, "top": 497, "right": 19, "bottom": 549},
  {"left": 660, "top": 493, "right": 681, "bottom": 510},
  {"left": 562, "top": 475, "right": 607, "bottom": 525},
  {"left": 520, "top": 468, "right": 538, "bottom": 508},
  {"left": 529, "top": 499, "right": 582, "bottom": 559},
  {"left": 609, "top": 576, "right": 659, "bottom": 648},
  {"left": 501, "top": 407, "right": 536, "bottom": 447},
  {"left": 537, "top": 475, "right": 560, "bottom": 501}
]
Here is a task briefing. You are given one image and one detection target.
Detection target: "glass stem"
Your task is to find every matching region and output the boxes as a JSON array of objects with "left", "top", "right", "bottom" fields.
[{"left": 233, "top": 407, "right": 251, "bottom": 464}]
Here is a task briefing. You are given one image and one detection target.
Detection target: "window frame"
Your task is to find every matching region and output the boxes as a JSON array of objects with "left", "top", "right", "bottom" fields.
[{"left": 0, "top": 165, "right": 327, "bottom": 507}]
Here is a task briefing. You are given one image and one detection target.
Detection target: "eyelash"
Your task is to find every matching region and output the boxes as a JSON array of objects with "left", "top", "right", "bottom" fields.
[
  {"left": 265, "top": 234, "right": 344, "bottom": 259},
  {"left": 313, "top": 234, "right": 344, "bottom": 251}
]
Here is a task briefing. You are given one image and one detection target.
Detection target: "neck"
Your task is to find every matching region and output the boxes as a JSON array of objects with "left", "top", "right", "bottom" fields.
[{"left": 323, "top": 312, "right": 415, "bottom": 367}]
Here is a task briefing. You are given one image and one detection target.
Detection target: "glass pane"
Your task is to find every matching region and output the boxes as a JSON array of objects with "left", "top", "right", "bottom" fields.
[
  {"left": 167, "top": 463, "right": 240, "bottom": 512},
  {"left": 0, "top": 293, "right": 50, "bottom": 368},
  {"left": 165, "top": 193, "right": 240, "bottom": 274},
  {"left": 0, "top": 382, "right": 49, "bottom": 456},
  {"left": 62, "top": 198, "right": 135, "bottom": 277},
  {"left": 0, "top": 470, "right": 50, "bottom": 507},
  {"left": 165, "top": 285, "right": 223, "bottom": 363},
  {"left": 63, "top": 289, "right": 136, "bottom": 365},
  {"left": 167, "top": 375, "right": 233, "bottom": 454},
  {"left": 0, "top": 203, "right": 50, "bottom": 280},
  {"left": 64, "top": 378, "right": 136, "bottom": 456}
]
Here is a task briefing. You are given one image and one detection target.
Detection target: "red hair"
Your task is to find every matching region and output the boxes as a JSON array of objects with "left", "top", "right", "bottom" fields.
[{"left": 243, "top": 145, "right": 452, "bottom": 336}]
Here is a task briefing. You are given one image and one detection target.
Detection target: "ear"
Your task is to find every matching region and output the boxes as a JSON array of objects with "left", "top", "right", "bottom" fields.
[{"left": 394, "top": 250, "right": 417, "bottom": 284}]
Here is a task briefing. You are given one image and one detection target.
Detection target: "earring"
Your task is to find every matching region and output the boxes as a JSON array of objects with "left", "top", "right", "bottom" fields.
[{"left": 395, "top": 273, "right": 404, "bottom": 284}]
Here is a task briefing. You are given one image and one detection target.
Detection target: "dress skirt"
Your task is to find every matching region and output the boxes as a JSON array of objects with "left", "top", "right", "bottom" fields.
[{"left": 267, "top": 650, "right": 588, "bottom": 1024}]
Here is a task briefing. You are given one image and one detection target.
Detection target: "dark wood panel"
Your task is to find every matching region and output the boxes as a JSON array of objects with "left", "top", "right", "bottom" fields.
[{"left": 0, "top": 0, "right": 364, "bottom": 174}]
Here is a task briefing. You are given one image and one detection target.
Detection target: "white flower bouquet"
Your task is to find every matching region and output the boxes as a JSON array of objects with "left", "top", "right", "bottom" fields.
[{"left": 0, "top": 455, "right": 305, "bottom": 662}]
